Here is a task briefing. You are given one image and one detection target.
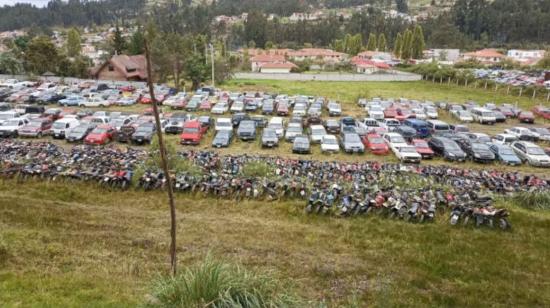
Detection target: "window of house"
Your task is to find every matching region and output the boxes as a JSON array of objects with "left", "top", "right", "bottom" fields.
[{"left": 108, "top": 65, "right": 114, "bottom": 71}]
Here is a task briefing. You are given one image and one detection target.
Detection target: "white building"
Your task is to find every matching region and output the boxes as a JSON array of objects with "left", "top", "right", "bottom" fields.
[
  {"left": 507, "top": 50, "right": 545, "bottom": 64},
  {"left": 424, "top": 49, "right": 460, "bottom": 63}
]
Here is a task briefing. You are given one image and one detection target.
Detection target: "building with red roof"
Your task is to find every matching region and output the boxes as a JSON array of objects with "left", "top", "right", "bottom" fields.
[{"left": 462, "top": 49, "right": 505, "bottom": 64}]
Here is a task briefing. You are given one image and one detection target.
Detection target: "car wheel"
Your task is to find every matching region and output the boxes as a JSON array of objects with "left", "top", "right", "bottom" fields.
[{"left": 37, "top": 132, "right": 42, "bottom": 138}]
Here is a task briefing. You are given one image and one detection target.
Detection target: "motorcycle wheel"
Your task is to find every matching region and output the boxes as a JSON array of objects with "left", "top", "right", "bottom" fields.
[
  {"left": 499, "top": 219, "right": 510, "bottom": 230},
  {"left": 419, "top": 215, "right": 425, "bottom": 223}
]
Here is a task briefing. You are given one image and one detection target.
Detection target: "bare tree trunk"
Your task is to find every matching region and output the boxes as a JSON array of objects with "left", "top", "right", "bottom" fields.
[{"left": 145, "top": 39, "right": 178, "bottom": 276}]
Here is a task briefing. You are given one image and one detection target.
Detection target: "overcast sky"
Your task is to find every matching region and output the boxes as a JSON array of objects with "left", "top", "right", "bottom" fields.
[{"left": 0, "top": 0, "right": 50, "bottom": 7}]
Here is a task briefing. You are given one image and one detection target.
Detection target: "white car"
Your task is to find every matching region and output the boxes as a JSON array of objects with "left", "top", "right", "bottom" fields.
[
  {"left": 309, "top": 124, "right": 327, "bottom": 143},
  {"left": 0, "top": 111, "right": 20, "bottom": 125},
  {"left": 528, "top": 127, "right": 550, "bottom": 142},
  {"left": 382, "top": 132, "right": 407, "bottom": 151},
  {"left": 215, "top": 118, "right": 233, "bottom": 132},
  {"left": 211, "top": 102, "right": 229, "bottom": 114},
  {"left": 380, "top": 119, "right": 400, "bottom": 131},
  {"left": 293, "top": 102, "right": 307, "bottom": 116},
  {"left": 423, "top": 106, "right": 438, "bottom": 119},
  {"left": 504, "top": 127, "right": 538, "bottom": 141},
  {"left": 393, "top": 145, "right": 422, "bottom": 163},
  {"left": 0, "top": 117, "right": 29, "bottom": 137},
  {"left": 511, "top": 141, "right": 550, "bottom": 167},
  {"left": 321, "top": 135, "right": 340, "bottom": 153},
  {"left": 230, "top": 101, "right": 244, "bottom": 113},
  {"left": 79, "top": 97, "right": 111, "bottom": 108},
  {"left": 327, "top": 102, "right": 342, "bottom": 116},
  {"left": 52, "top": 118, "right": 80, "bottom": 139},
  {"left": 411, "top": 108, "right": 427, "bottom": 120},
  {"left": 267, "top": 117, "right": 285, "bottom": 138},
  {"left": 453, "top": 110, "right": 473, "bottom": 122},
  {"left": 163, "top": 92, "right": 186, "bottom": 108},
  {"left": 491, "top": 133, "right": 517, "bottom": 145},
  {"left": 367, "top": 105, "right": 384, "bottom": 120},
  {"left": 285, "top": 123, "right": 303, "bottom": 141}
]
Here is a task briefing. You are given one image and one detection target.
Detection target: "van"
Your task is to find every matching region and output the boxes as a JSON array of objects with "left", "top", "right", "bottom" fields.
[
  {"left": 215, "top": 117, "right": 233, "bottom": 132},
  {"left": 427, "top": 120, "right": 451, "bottom": 135},
  {"left": 52, "top": 118, "right": 80, "bottom": 139},
  {"left": 471, "top": 107, "right": 496, "bottom": 125},
  {"left": 404, "top": 119, "right": 431, "bottom": 138},
  {"left": 24, "top": 106, "right": 45, "bottom": 115}
]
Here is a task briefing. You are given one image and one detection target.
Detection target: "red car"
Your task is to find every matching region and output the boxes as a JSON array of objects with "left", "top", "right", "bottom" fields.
[
  {"left": 361, "top": 133, "right": 389, "bottom": 155},
  {"left": 518, "top": 111, "right": 535, "bottom": 123},
  {"left": 532, "top": 106, "right": 550, "bottom": 120},
  {"left": 411, "top": 139, "right": 434, "bottom": 159},
  {"left": 199, "top": 100, "right": 213, "bottom": 111},
  {"left": 84, "top": 124, "right": 115, "bottom": 145},
  {"left": 276, "top": 102, "right": 289, "bottom": 116},
  {"left": 180, "top": 120, "right": 205, "bottom": 145},
  {"left": 395, "top": 108, "right": 415, "bottom": 121},
  {"left": 383, "top": 107, "right": 398, "bottom": 118}
]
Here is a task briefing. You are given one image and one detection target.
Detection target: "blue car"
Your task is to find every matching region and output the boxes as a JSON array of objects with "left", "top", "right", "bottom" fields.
[
  {"left": 489, "top": 143, "right": 522, "bottom": 166},
  {"left": 59, "top": 95, "right": 84, "bottom": 106}
]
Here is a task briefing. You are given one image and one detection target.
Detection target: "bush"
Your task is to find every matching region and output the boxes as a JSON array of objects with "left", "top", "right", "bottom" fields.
[
  {"left": 241, "top": 161, "right": 275, "bottom": 178},
  {"left": 144, "top": 256, "right": 300, "bottom": 307},
  {"left": 510, "top": 192, "right": 550, "bottom": 211}
]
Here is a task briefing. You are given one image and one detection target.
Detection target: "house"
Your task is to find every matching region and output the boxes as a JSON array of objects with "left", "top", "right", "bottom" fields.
[
  {"left": 462, "top": 49, "right": 505, "bottom": 64},
  {"left": 90, "top": 54, "right": 148, "bottom": 81},
  {"left": 351, "top": 57, "right": 390, "bottom": 74},
  {"left": 259, "top": 62, "right": 297, "bottom": 73},
  {"left": 288, "top": 48, "right": 348, "bottom": 63},
  {"left": 507, "top": 50, "right": 545, "bottom": 65},
  {"left": 356, "top": 51, "right": 393, "bottom": 62},
  {"left": 250, "top": 54, "right": 287, "bottom": 72},
  {"left": 424, "top": 49, "right": 460, "bottom": 63}
]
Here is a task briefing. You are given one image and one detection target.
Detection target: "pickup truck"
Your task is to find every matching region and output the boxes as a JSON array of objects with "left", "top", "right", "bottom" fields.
[{"left": 180, "top": 120, "right": 204, "bottom": 145}]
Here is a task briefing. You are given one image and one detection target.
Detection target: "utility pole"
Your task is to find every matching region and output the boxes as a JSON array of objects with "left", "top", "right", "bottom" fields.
[
  {"left": 209, "top": 43, "right": 215, "bottom": 88},
  {"left": 144, "top": 38, "right": 178, "bottom": 277}
]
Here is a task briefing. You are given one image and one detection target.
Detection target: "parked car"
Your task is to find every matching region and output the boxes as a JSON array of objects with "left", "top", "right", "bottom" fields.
[
  {"left": 165, "top": 119, "right": 186, "bottom": 134},
  {"left": 528, "top": 127, "right": 550, "bottom": 142},
  {"left": 66, "top": 123, "right": 94, "bottom": 143},
  {"left": 180, "top": 120, "right": 205, "bottom": 145},
  {"left": 0, "top": 117, "right": 29, "bottom": 137},
  {"left": 341, "top": 133, "right": 365, "bottom": 153},
  {"left": 261, "top": 128, "right": 279, "bottom": 148},
  {"left": 393, "top": 145, "right": 422, "bottom": 163},
  {"left": 320, "top": 135, "right": 340, "bottom": 153},
  {"left": 324, "top": 119, "right": 340, "bottom": 134},
  {"left": 276, "top": 102, "right": 289, "bottom": 116},
  {"left": 403, "top": 119, "right": 430, "bottom": 138},
  {"left": 59, "top": 95, "right": 85, "bottom": 106},
  {"left": 493, "top": 111, "right": 506, "bottom": 123},
  {"left": 215, "top": 118, "right": 233, "bottom": 132},
  {"left": 79, "top": 97, "right": 112, "bottom": 108},
  {"left": 327, "top": 101, "right": 342, "bottom": 116},
  {"left": 362, "top": 133, "right": 389, "bottom": 155},
  {"left": 456, "top": 140, "right": 495, "bottom": 163},
  {"left": 231, "top": 113, "right": 250, "bottom": 127},
  {"left": 488, "top": 143, "right": 522, "bottom": 166},
  {"left": 52, "top": 117, "right": 80, "bottom": 139},
  {"left": 367, "top": 105, "right": 384, "bottom": 120},
  {"left": 212, "top": 130, "right": 233, "bottom": 148},
  {"left": 84, "top": 124, "right": 114, "bottom": 145},
  {"left": 382, "top": 132, "right": 408, "bottom": 151},
  {"left": 309, "top": 124, "right": 327, "bottom": 143},
  {"left": 491, "top": 133, "right": 517, "bottom": 145},
  {"left": 285, "top": 123, "right": 303, "bottom": 142},
  {"left": 504, "top": 127, "right": 538, "bottom": 141},
  {"left": 262, "top": 100, "right": 274, "bottom": 115},
  {"left": 292, "top": 135, "right": 311, "bottom": 154},
  {"left": 237, "top": 120, "right": 256, "bottom": 141},
  {"left": 532, "top": 106, "right": 550, "bottom": 120},
  {"left": 229, "top": 101, "right": 244, "bottom": 113},
  {"left": 518, "top": 111, "right": 535, "bottom": 123},
  {"left": 511, "top": 141, "right": 550, "bottom": 167},
  {"left": 267, "top": 117, "right": 285, "bottom": 138},
  {"left": 131, "top": 122, "right": 156, "bottom": 145},
  {"left": 18, "top": 118, "right": 52, "bottom": 137},
  {"left": 411, "top": 139, "right": 434, "bottom": 159},
  {"left": 395, "top": 125, "right": 417, "bottom": 141},
  {"left": 428, "top": 137, "right": 467, "bottom": 161}
]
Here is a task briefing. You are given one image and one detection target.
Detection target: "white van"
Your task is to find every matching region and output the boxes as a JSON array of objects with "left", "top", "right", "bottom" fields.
[
  {"left": 471, "top": 107, "right": 496, "bottom": 125},
  {"left": 427, "top": 120, "right": 451, "bottom": 135},
  {"left": 52, "top": 117, "right": 80, "bottom": 139}
]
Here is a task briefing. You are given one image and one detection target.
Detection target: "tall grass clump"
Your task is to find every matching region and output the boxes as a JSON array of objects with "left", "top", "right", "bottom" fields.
[
  {"left": 510, "top": 191, "right": 550, "bottom": 210},
  {"left": 241, "top": 161, "right": 275, "bottom": 179},
  {"left": 145, "top": 257, "right": 300, "bottom": 307}
]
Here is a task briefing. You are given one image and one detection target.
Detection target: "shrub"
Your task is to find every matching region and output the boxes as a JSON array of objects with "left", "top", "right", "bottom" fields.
[
  {"left": 510, "top": 192, "right": 550, "bottom": 211},
  {"left": 144, "top": 257, "right": 300, "bottom": 307},
  {"left": 241, "top": 161, "right": 275, "bottom": 178}
]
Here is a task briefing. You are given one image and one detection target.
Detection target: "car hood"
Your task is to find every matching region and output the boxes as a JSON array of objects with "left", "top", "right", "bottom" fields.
[{"left": 181, "top": 132, "right": 200, "bottom": 138}]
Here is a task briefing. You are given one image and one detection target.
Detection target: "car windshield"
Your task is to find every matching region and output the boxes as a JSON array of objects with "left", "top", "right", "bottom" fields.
[
  {"left": 217, "top": 121, "right": 231, "bottom": 127},
  {"left": 184, "top": 127, "right": 199, "bottom": 133},
  {"left": 415, "top": 141, "right": 429, "bottom": 148},
  {"left": 269, "top": 123, "right": 283, "bottom": 129},
  {"left": 400, "top": 147, "right": 417, "bottom": 153},
  {"left": 0, "top": 114, "right": 14, "bottom": 120},
  {"left": 53, "top": 122, "right": 67, "bottom": 129},
  {"left": 527, "top": 147, "right": 545, "bottom": 155},
  {"left": 72, "top": 126, "right": 87, "bottom": 134},
  {"left": 92, "top": 128, "right": 107, "bottom": 134},
  {"left": 263, "top": 130, "right": 276, "bottom": 137},
  {"left": 136, "top": 126, "right": 152, "bottom": 132},
  {"left": 443, "top": 141, "right": 460, "bottom": 150},
  {"left": 312, "top": 128, "right": 325, "bottom": 135},
  {"left": 369, "top": 137, "right": 384, "bottom": 144},
  {"left": 27, "top": 121, "right": 42, "bottom": 127},
  {"left": 391, "top": 136, "right": 405, "bottom": 143},
  {"left": 472, "top": 143, "right": 488, "bottom": 151},
  {"left": 499, "top": 148, "right": 514, "bottom": 155},
  {"left": 324, "top": 137, "right": 337, "bottom": 144}
]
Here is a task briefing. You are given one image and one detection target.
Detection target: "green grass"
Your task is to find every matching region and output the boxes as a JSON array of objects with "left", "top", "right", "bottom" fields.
[{"left": 1, "top": 180, "right": 550, "bottom": 307}]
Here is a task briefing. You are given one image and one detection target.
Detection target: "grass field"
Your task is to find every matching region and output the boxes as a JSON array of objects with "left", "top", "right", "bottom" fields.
[{"left": 1, "top": 180, "right": 549, "bottom": 307}]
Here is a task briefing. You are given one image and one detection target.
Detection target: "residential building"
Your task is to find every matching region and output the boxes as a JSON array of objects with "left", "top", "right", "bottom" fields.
[
  {"left": 507, "top": 50, "right": 545, "bottom": 65},
  {"left": 424, "top": 49, "right": 460, "bottom": 63},
  {"left": 90, "top": 54, "right": 148, "bottom": 81},
  {"left": 250, "top": 54, "right": 287, "bottom": 72},
  {"left": 462, "top": 49, "right": 505, "bottom": 64},
  {"left": 259, "top": 62, "right": 297, "bottom": 73},
  {"left": 288, "top": 48, "right": 348, "bottom": 63},
  {"left": 351, "top": 57, "right": 390, "bottom": 74}
]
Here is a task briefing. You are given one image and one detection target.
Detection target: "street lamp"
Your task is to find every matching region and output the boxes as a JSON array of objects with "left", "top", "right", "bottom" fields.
[{"left": 209, "top": 43, "right": 215, "bottom": 88}]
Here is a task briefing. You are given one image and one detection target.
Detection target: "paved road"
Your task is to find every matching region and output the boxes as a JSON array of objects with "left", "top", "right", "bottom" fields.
[{"left": 234, "top": 72, "right": 422, "bottom": 82}]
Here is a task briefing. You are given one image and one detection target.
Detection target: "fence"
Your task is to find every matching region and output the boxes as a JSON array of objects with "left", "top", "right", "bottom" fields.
[
  {"left": 421, "top": 75, "right": 550, "bottom": 103},
  {"left": 235, "top": 71, "right": 422, "bottom": 82}
]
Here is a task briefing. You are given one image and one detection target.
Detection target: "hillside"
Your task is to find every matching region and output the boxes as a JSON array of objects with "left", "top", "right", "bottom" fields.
[{"left": 1, "top": 180, "right": 550, "bottom": 306}]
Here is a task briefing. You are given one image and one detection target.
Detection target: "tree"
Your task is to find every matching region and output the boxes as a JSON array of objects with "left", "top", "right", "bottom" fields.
[
  {"left": 23, "top": 36, "right": 59, "bottom": 74},
  {"left": 66, "top": 28, "right": 81, "bottom": 57},
  {"left": 393, "top": 32, "right": 403, "bottom": 58},
  {"left": 411, "top": 25, "right": 425, "bottom": 59},
  {"left": 377, "top": 33, "right": 387, "bottom": 52},
  {"left": 112, "top": 26, "right": 126, "bottom": 55},
  {"left": 0, "top": 51, "right": 22, "bottom": 75},
  {"left": 401, "top": 29, "right": 413, "bottom": 60},
  {"left": 214, "top": 58, "right": 233, "bottom": 85},
  {"left": 366, "top": 33, "right": 377, "bottom": 51},
  {"left": 244, "top": 10, "right": 267, "bottom": 49},
  {"left": 128, "top": 29, "right": 145, "bottom": 55},
  {"left": 536, "top": 52, "right": 550, "bottom": 69},
  {"left": 184, "top": 53, "right": 209, "bottom": 90}
]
